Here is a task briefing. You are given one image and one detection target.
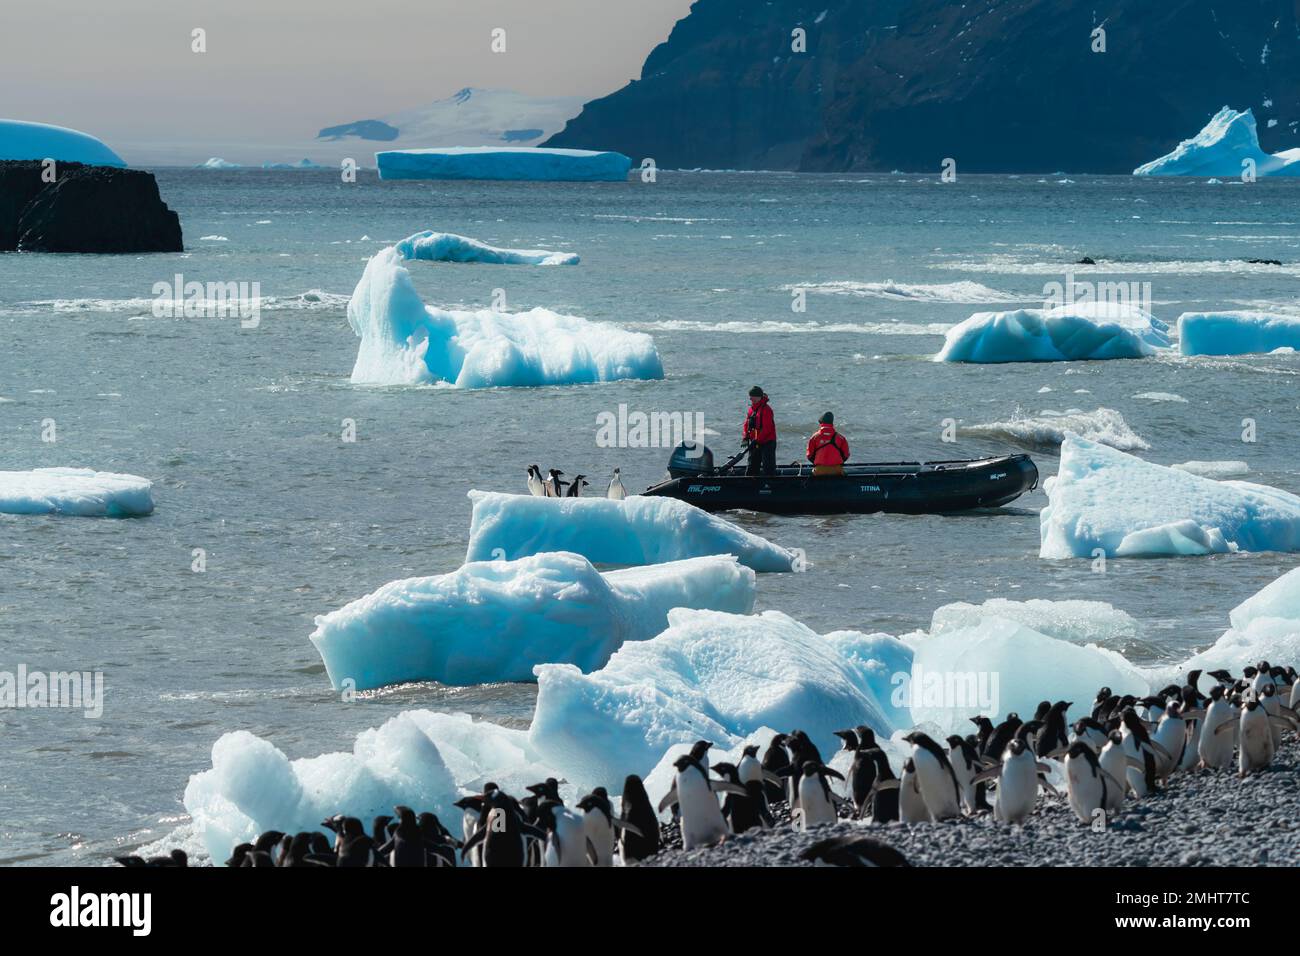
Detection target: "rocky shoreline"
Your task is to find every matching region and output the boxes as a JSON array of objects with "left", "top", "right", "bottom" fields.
[{"left": 646, "top": 739, "right": 1300, "bottom": 867}]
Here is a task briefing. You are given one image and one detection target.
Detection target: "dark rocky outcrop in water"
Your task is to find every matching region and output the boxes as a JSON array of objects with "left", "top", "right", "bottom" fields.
[
  {"left": 0, "top": 161, "right": 182, "bottom": 253},
  {"left": 546, "top": 0, "right": 1300, "bottom": 173}
]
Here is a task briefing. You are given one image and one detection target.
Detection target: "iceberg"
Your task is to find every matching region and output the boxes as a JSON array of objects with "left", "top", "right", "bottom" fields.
[
  {"left": 184, "top": 710, "right": 564, "bottom": 863},
  {"left": 1178, "top": 311, "right": 1300, "bottom": 356},
  {"left": 465, "top": 491, "right": 799, "bottom": 572},
  {"left": 347, "top": 244, "right": 662, "bottom": 387},
  {"left": 1134, "top": 107, "right": 1300, "bottom": 178},
  {"left": 1040, "top": 436, "right": 1300, "bottom": 558},
  {"left": 935, "top": 303, "right": 1171, "bottom": 363},
  {"left": 965, "top": 407, "right": 1149, "bottom": 451},
  {"left": 908, "top": 616, "right": 1148, "bottom": 730},
  {"left": 0, "top": 467, "right": 153, "bottom": 517},
  {"left": 528, "top": 609, "right": 913, "bottom": 788},
  {"left": 376, "top": 146, "right": 631, "bottom": 182},
  {"left": 197, "top": 157, "right": 241, "bottom": 169},
  {"left": 309, "top": 552, "right": 756, "bottom": 689},
  {"left": 1183, "top": 567, "right": 1300, "bottom": 674},
  {"left": 0, "top": 119, "right": 125, "bottom": 167},
  {"left": 929, "top": 598, "right": 1143, "bottom": 648},
  {"left": 396, "top": 230, "right": 578, "bottom": 266}
]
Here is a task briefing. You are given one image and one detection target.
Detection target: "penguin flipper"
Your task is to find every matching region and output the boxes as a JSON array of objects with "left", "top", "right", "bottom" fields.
[
  {"left": 1214, "top": 720, "right": 1237, "bottom": 736},
  {"left": 656, "top": 786, "right": 679, "bottom": 814},
  {"left": 869, "top": 778, "right": 901, "bottom": 792},
  {"left": 1145, "top": 740, "right": 1174, "bottom": 762},
  {"left": 585, "top": 839, "right": 599, "bottom": 867},
  {"left": 1099, "top": 768, "right": 1127, "bottom": 792},
  {"left": 762, "top": 770, "right": 785, "bottom": 787},
  {"left": 610, "top": 817, "right": 645, "bottom": 838},
  {"left": 709, "top": 781, "right": 750, "bottom": 797},
  {"left": 1268, "top": 715, "right": 1297, "bottom": 732},
  {"left": 459, "top": 827, "right": 486, "bottom": 861},
  {"left": 971, "top": 766, "right": 1001, "bottom": 785}
]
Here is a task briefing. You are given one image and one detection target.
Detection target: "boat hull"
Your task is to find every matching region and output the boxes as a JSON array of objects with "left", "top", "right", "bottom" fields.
[{"left": 642, "top": 454, "right": 1038, "bottom": 516}]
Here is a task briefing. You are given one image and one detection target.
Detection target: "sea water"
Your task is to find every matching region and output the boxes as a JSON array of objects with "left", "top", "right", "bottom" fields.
[{"left": 1, "top": 169, "right": 1298, "bottom": 863}]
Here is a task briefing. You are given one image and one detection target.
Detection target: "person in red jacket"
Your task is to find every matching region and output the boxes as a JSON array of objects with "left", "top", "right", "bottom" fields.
[
  {"left": 742, "top": 385, "right": 777, "bottom": 476},
  {"left": 806, "top": 412, "right": 850, "bottom": 477}
]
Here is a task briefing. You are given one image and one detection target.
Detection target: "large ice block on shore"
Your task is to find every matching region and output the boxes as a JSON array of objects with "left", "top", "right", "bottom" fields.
[
  {"left": 347, "top": 245, "right": 662, "bottom": 386},
  {"left": 1040, "top": 436, "right": 1300, "bottom": 558},
  {"left": 309, "top": 552, "right": 756, "bottom": 689},
  {"left": 1178, "top": 311, "right": 1300, "bottom": 356},
  {"left": 528, "top": 609, "right": 913, "bottom": 788},
  {"left": 376, "top": 146, "right": 631, "bottom": 182},
  {"left": 465, "top": 491, "right": 799, "bottom": 572},
  {"left": 0, "top": 467, "right": 153, "bottom": 517},
  {"left": 935, "top": 303, "right": 1170, "bottom": 363}
]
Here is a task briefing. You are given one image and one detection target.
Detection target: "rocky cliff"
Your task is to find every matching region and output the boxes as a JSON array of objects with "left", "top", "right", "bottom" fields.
[{"left": 545, "top": 0, "right": 1300, "bottom": 173}]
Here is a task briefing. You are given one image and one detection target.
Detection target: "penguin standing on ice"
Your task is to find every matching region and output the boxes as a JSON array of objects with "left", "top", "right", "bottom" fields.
[
  {"left": 607, "top": 467, "right": 627, "bottom": 500},
  {"left": 526, "top": 465, "right": 545, "bottom": 497},
  {"left": 565, "top": 475, "right": 589, "bottom": 497},
  {"left": 618, "top": 775, "right": 662, "bottom": 864},
  {"left": 903, "top": 731, "right": 962, "bottom": 820},
  {"left": 544, "top": 469, "right": 567, "bottom": 497}
]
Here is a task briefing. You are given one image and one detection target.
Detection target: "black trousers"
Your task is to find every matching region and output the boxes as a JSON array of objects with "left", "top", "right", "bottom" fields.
[{"left": 746, "top": 441, "right": 777, "bottom": 476}]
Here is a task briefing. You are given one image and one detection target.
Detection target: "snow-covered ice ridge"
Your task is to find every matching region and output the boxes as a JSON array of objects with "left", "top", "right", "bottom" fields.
[
  {"left": 1178, "top": 311, "right": 1300, "bottom": 356},
  {"left": 465, "top": 491, "right": 800, "bottom": 572},
  {"left": 935, "top": 303, "right": 1170, "bottom": 363},
  {"left": 347, "top": 243, "right": 662, "bottom": 387},
  {"left": 0, "top": 468, "right": 153, "bottom": 517},
  {"left": 184, "top": 565, "right": 1300, "bottom": 861},
  {"left": 376, "top": 146, "right": 631, "bottom": 182},
  {"left": 309, "top": 552, "right": 756, "bottom": 689},
  {"left": 964, "top": 407, "right": 1149, "bottom": 452},
  {"left": 1134, "top": 107, "right": 1300, "bottom": 177},
  {"left": 1041, "top": 436, "right": 1300, "bottom": 558},
  {"left": 0, "top": 119, "right": 125, "bottom": 167},
  {"left": 396, "top": 230, "right": 578, "bottom": 266}
]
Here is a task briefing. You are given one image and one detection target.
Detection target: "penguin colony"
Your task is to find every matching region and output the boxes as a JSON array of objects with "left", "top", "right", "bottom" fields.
[
  {"left": 526, "top": 464, "right": 624, "bottom": 499},
  {"left": 120, "top": 661, "right": 1297, "bottom": 867}
]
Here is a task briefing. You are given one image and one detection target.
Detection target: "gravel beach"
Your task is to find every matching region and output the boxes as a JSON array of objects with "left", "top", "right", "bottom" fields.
[{"left": 646, "top": 739, "right": 1300, "bottom": 867}]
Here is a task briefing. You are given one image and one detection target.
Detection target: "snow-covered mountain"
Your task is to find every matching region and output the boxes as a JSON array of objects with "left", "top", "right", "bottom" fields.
[{"left": 319, "top": 87, "right": 587, "bottom": 149}]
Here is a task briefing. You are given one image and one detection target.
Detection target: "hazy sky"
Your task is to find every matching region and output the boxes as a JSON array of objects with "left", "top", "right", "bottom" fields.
[{"left": 2, "top": 0, "right": 693, "bottom": 155}]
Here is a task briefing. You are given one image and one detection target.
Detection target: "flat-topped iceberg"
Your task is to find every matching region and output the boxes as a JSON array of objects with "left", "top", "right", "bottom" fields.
[
  {"left": 1134, "top": 107, "right": 1300, "bottom": 177},
  {"left": 0, "top": 119, "right": 125, "bottom": 167},
  {"left": 309, "top": 552, "right": 756, "bottom": 689},
  {"left": 347, "top": 244, "right": 662, "bottom": 386},
  {"left": 376, "top": 146, "right": 631, "bottom": 182},
  {"left": 396, "top": 230, "right": 578, "bottom": 266},
  {"left": 935, "top": 303, "right": 1170, "bottom": 363},
  {"left": 528, "top": 609, "right": 913, "bottom": 788},
  {"left": 1040, "top": 436, "right": 1300, "bottom": 558},
  {"left": 1178, "top": 311, "right": 1300, "bottom": 356},
  {"left": 0, "top": 467, "right": 153, "bottom": 517},
  {"left": 465, "top": 491, "right": 798, "bottom": 572},
  {"left": 184, "top": 710, "right": 563, "bottom": 863}
]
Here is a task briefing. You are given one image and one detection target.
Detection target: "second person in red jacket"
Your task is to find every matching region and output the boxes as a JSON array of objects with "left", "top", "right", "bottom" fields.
[{"left": 806, "top": 411, "right": 850, "bottom": 476}]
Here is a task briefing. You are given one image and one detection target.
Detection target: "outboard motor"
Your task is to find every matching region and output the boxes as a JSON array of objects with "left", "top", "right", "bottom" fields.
[{"left": 667, "top": 442, "right": 713, "bottom": 479}]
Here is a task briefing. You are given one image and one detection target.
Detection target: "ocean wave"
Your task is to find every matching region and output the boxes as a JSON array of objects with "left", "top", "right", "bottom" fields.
[
  {"left": 782, "top": 279, "right": 1025, "bottom": 303},
  {"left": 632, "top": 319, "right": 952, "bottom": 335},
  {"left": 964, "top": 407, "right": 1150, "bottom": 452},
  {"left": 935, "top": 256, "right": 1300, "bottom": 277},
  {"left": 0, "top": 290, "right": 352, "bottom": 317}
]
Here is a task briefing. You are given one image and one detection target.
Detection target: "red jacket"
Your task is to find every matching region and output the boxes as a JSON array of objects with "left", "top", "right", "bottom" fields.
[
  {"left": 806, "top": 424, "right": 849, "bottom": 465},
  {"left": 743, "top": 396, "right": 776, "bottom": 444}
]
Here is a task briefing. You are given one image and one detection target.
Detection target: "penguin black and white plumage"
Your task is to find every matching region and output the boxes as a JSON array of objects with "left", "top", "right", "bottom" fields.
[
  {"left": 1070, "top": 717, "right": 1108, "bottom": 754},
  {"left": 970, "top": 715, "right": 995, "bottom": 753},
  {"left": 1236, "top": 697, "right": 1278, "bottom": 775},
  {"left": 782, "top": 730, "right": 824, "bottom": 808},
  {"left": 1151, "top": 699, "right": 1192, "bottom": 777},
  {"left": 712, "top": 762, "right": 773, "bottom": 834},
  {"left": 618, "top": 775, "right": 662, "bottom": 864},
  {"left": 1064, "top": 739, "right": 1121, "bottom": 825},
  {"left": 1097, "top": 731, "right": 1128, "bottom": 815},
  {"left": 737, "top": 744, "right": 764, "bottom": 790},
  {"left": 526, "top": 465, "right": 545, "bottom": 497},
  {"left": 460, "top": 791, "right": 537, "bottom": 868},
  {"left": 864, "top": 748, "right": 900, "bottom": 823},
  {"left": 565, "top": 474, "right": 589, "bottom": 498},
  {"left": 115, "top": 849, "right": 189, "bottom": 868},
  {"left": 903, "top": 731, "right": 962, "bottom": 820},
  {"left": 898, "top": 757, "right": 931, "bottom": 823},
  {"left": 334, "top": 817, "right": 376, "bottom": 867},
  {"left": 982, "top": 713, "right": 1022, "bottom": 765},
  {"left": 843, "top": 739, "right": 880, "bottom": 817},
  {"left": 418, "top": 812, "right": 459, "bottom": 867},
  {"left": 607, "top": 467, "right": 627, "bottom": 500},
  {"left": 794, "top": 761, "right": 843, "bottom": 830},
  {"left": 982, "top": 725, "right": 1049, "bottom": 825},
  {"left": 377, "top": 806, "right": 427, "bottom": 867},
  {"left": 800, "top": 834, "right": 911, "bottom": 868},
  {"left": 577, "top": 787, "right": 623, "bottom": 866},
  {"left": 535, "top": 800, "right": 593, "bottom": 867},
  {"left": 945, "top": 734, "right": 982, "bottom": 814},
  {"left": 1036, "top": 700, "right": 1072, "bottom": 758},
  {"left": 761, "top": 734, "right": 791, "bottom": 804},
  {"left": 1198, "top": 685, "right": 1236, "bottom": 770},
  {"left": 659, "top": 755, "right": 743, "bottom": 850},
  {"left": 544, "top": 469, "right": 567, "bottom": 497},
  {"left": 1120, "top": 707, "right": 1168, "bottom": 796}
]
